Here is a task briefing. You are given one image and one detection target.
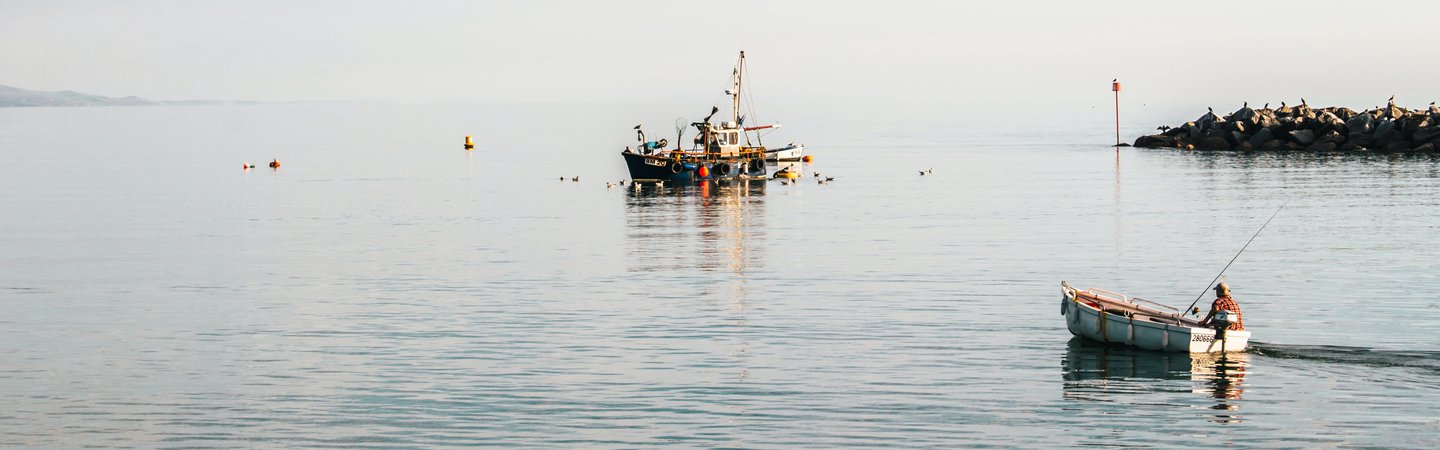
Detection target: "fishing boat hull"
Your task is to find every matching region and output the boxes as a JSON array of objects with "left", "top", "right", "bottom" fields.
[
  {"left": 621, "top": 150, "right": 766, "bottom": 183},
  {"left": 764, "top": 144, "right": 805, "bottom": 161},
  {"left": 1061, "top": 282, "right": 1249, "bottom": 353}
]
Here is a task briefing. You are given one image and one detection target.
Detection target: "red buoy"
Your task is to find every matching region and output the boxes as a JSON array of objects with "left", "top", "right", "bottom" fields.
[{"left": 697, "top": 165, "right": 710, "bottom": 178}]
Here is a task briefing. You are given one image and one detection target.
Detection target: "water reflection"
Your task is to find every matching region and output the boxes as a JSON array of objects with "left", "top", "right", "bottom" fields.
[
  {"left": 622, "top": 179, "right": 767, "bottom": 274},
  {"left": 1062, "top": 338, "right": 1249, "bottom": 422}
]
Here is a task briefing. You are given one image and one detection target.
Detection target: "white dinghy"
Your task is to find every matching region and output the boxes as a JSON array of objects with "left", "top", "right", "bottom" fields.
[{"left": 1061, "top": 281, "right": 1249, "bottom": 353}]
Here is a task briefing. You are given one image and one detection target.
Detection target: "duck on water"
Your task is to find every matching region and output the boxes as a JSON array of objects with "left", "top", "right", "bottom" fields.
[{"left": 620, "top": 51, "right": 779, "bottom": 184}]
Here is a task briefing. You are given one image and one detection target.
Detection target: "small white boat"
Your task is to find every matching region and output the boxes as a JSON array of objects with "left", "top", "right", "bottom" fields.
[
  {"left": 1061, "top": 281, "right": 1249, "bottom": 353},
  {"left": 764, "top": 142, "right": 805, "bottom": 161}
]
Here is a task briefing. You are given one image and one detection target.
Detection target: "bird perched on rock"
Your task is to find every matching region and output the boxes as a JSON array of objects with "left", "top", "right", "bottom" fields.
[
  {"left": 1301, "top": 98, "right": 1308, "bottom": 106},
  {"left": 1157, "top": 125, "right": 1171, "bottom": 132},
  {"left": 1264, "top": 102, "right": 1269, "bottom": 109},
  {"left": 1389, "top": 95, "right": 1396, "bottom": 103},
  {"left": 1243, "top": 101, "right": 1248, "bottom": 108}
]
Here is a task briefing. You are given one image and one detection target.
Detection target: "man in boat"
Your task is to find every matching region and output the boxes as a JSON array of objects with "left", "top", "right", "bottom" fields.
[{"left": 1199, "top": 283, "right": 1244, "bottom": 331}]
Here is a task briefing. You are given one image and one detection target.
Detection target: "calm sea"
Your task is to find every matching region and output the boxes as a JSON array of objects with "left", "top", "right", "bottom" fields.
[{"left": 2, "top": 103, "right": 1438, "bottom": 448}]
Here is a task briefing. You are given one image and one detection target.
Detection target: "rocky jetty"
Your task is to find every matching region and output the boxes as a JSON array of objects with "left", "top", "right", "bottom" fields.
[{"left": 1134, "top": 100, "right": 1440, "bottom": 152}]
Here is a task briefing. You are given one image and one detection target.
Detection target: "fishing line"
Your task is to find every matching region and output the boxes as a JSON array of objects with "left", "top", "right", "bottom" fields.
[{"left": 1185, "top": 200, "right": 1288, "bottom": 315}]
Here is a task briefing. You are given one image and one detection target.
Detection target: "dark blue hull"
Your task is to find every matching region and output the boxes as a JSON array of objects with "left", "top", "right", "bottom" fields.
[{"left": 621, "top": 151, "right": 767, "bottom": 182}]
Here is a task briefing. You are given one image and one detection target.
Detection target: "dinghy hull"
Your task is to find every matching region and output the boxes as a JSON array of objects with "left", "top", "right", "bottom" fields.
[{"left": 1061, "top": 282, "right": 1249, "bottom": 353}]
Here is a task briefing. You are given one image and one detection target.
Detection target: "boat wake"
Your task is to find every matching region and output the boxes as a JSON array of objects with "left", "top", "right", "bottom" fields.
[{"left": 1249, "top": 342, "right": 1440, "bottom": 375}]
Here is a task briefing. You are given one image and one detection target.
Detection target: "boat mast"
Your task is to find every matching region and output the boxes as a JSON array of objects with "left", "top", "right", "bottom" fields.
[{"left": 733, "top": 51, "right": 744, "bottom": 125}]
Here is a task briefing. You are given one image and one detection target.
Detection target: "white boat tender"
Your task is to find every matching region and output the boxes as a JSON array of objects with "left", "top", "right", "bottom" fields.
[
  {"left": 764, "top": 143, "right": 804, "bottom": 161},
  {"left": 1061, "top": 281, "right": 1249, "bottom": 353}
]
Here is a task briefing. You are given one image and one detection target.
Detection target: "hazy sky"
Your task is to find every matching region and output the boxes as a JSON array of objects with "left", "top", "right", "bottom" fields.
[{"left": 4, "top": 0, "right": 1438, "bottom": 116}]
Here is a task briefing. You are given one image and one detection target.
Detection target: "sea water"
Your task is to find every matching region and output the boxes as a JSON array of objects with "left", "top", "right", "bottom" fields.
[{"left": 1, "top": 103, "right": 1438, "bottom": 447}]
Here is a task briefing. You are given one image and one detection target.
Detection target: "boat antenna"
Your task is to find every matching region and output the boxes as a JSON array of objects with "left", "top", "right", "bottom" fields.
[{"left": 1185, "top": 200, "right": 1288, "bottom": 315}]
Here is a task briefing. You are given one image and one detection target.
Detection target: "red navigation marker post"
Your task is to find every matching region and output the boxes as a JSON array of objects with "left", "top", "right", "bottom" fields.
[{"left": 1112, "top": 79, "right": 1122, "bottom": 147}]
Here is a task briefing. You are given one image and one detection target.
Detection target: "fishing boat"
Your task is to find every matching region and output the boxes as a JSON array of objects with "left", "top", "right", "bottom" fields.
[
  {"left": 620, "top": 51, "right": 778, "bottom": 183},
  {"left": 1060, "top": 281, "right": 1249, "bottom": 353}
]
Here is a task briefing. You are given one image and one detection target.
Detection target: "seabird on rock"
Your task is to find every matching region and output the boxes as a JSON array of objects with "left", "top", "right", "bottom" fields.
[{"left": 1264, "top": 102, "right": 1269, "bottom": 109}]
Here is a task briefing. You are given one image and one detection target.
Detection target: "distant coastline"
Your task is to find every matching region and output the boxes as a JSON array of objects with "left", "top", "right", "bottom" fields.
[{"left": 0, "top": 84, "right": 291, "bottom": 107}]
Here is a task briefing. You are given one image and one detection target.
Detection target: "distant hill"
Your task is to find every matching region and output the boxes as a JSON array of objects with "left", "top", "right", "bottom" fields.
[{"left": 0, "top": 84, "right": 155, "bottom": 107}]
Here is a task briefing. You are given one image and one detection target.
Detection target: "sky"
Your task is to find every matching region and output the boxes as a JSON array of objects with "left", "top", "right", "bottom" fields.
[{"left": 3, "top": 0, "right": 1438, "bottom": 120}]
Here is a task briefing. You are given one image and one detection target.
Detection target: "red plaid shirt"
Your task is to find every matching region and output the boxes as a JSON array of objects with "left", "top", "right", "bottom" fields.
[{"left": 1209, "top": 296, "right": 1244, "bottom": 331}]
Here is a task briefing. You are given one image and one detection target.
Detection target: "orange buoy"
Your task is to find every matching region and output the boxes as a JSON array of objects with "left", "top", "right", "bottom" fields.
[
  {"left": 243, "top": 162, "right": 252, "bottom": 170},
  {"left": 802, "top": 154, "right": 814, "bottom": 163},
  {"left": 268, "top": 159, "right": 280, "bottom": 168},
  {"left": 697, "top": 165, "right": 710, "bottom": 178}
]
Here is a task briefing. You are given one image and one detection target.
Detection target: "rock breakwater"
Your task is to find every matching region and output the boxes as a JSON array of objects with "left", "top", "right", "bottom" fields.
[{"left": 1134, "top": 100, "right": 1440, "bottom": 152}]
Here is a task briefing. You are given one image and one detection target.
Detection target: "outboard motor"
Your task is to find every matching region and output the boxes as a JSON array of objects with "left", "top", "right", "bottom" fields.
[{"left": 1212, "top": 310, "right": 1236, "bottom": 344}]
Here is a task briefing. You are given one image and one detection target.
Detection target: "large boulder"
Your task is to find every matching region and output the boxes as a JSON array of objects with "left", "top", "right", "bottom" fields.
[
  {"left": 1381, "top": 141, "right": 1411, "bottom": 152},
  {"left": 1289, "top": 129, "right": 1317, "bottom": 145},
  {"left": 1314, "top": 130, "right": 1345, "bottom": 145},
  {"left": 1198, "top": 136, "right": 1231, "bottom": 150},
  {"left": 1347, "top": 132, "right": 1373, "bottom": 148},
  {"left": 1346, "top": 113, "right": 1374, "bottom": 134},
  {"left": 1306, "top": 141, "right": 1339, "bottom": 152},
  {"left": 1413, "top": 126, "right": 1440, "bottom": 144},
  {"left": 1231, "top": 105, "right": 1258, "bottom": 125},
  {"left": 1247, "top": 128, "right": 1276, "bottom": 147},
  {"left": 1316, "top": 111, "right": 1346, "bottom": 133},
  {"left": 1373, "top": 119, "right": 1401, "bottom": 146},
  {"left": 1257, "top": 113, "right": 1281, "bottom": 129},
  {"left": 1134, "top": 135, "right": 1175, "bottom": 148}
]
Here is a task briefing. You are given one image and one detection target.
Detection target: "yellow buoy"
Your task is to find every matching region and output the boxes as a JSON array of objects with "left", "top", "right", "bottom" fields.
[
  {"left": 465, "top": 135, "right": 474, "bottom": 150},
  {"left": 802, "top": 154, "right": 814, "bottom": 163}
]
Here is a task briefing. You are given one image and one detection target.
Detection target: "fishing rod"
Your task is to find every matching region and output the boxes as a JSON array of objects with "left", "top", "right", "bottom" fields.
[{"left": 1185, "top": 201, "right": 1288, "bottom": 316}]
